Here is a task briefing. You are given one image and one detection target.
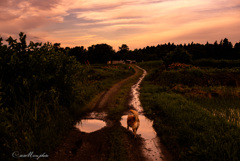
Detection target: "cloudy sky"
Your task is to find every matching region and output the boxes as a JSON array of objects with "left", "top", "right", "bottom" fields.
[{"left": 1, "top": 0, "right": 240, "bottom": 50}]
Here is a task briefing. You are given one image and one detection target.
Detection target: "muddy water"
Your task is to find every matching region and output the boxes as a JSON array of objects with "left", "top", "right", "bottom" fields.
[
  {"left": 124, "top": 65, "right": 166, "bottom": 161},
  {"left": 75, "top": 119, "right": 106, "bottom": 133},
  {"left": 129, "top": 66, "right": 147, "bottom": 113},
  {"left": 75, "top": 112, "right": 107, "bottom": 133}
]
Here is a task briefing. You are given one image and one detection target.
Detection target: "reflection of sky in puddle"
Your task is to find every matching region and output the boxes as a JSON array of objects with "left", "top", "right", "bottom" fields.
[
  {"left": 121, "top": 115, "right": 156, "bottom": 139},
  {"left": 121, "top": 114, "right": 163, "bottom": 160},
  {"left": 75, "top": 119, "right": 106, "bottom": 133},
  {"left": 126, "top": 66, "right": 164, "bottom": 160}
]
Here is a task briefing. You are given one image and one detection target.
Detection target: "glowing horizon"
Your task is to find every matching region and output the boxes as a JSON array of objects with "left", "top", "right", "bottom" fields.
[{"left": 0, "top": 0, "right": 240, "bottom": 50}]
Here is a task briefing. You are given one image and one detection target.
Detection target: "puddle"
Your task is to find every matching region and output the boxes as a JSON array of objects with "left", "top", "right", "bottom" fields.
[
  {"left": 121, "top": 115, "right": 163, "bottom": 161},
  {"left": 127, "top": 65, "right": 165, "bottom": 161},
  {"left": 75, "top": 119, "right": 106, "bottom": 133},
  {"left": 121, "top": 115, "right": 156, "bottom": 139}
]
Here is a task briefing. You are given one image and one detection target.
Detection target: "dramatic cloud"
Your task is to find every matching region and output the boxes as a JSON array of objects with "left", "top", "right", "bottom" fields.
[{"left": 0, "top": 0, "right": 240, "bottom": 49}]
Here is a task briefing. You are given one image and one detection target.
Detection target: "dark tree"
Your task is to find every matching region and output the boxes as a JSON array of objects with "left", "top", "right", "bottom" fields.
[
  {"left": 88, "top": 44, "right": 114, "bottom": 64},
  {"left": 164, "top": 47, "right": 192, "bottom": 66},
  {"left": 69, "top": 46, "right": 87, "bottom": 64},
  {"left": 117, "top": 44, "right": 129, "bottom": 60}
]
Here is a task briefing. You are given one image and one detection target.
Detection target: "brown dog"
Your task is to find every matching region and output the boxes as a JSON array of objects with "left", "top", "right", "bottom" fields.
[{"left": 127, "top": 110, "right": 140, "bottom": 138}]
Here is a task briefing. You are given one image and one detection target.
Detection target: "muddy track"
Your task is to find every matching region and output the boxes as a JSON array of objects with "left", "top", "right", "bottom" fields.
[
  {"left": 48, "top": 65, "right": 146, "bottom": 161},
  {"left": 48, "top": 65, "right": 172, "bottom": 161}
]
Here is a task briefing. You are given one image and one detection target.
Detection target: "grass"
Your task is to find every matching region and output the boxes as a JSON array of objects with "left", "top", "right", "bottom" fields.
[
  {"left": 138, "top": 61, "right": 240, "bottom": 161},
  {"left": 190, "top": 97, "right": 240, "bottom": 127},
  {"left": 140, "top": 83, "right": 240, "bottom": 160},
  {"left": 106, "top": 65, "right": 143, "bottom": 121},
  {"left": 71, "top": 64, "right": 135, "bottom": 118},
  {"left": 103, "top": 65, "right": 143, "bottom": 161},
  {"left": 107, "top": 127, "right": 128, "bottom": 161},
  {"left": 1, "top": 64, "right": 135, "bottom": 161}
]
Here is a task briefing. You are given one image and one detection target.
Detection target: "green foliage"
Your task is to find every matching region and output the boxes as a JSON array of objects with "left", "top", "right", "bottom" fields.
[
  {"left": 139, "top": 61, "right": 240, "bottom": 160},
  {"left": 0, "top": 33, "right": 134, "bottom": 161},
  {"left": 0, "top": 32, "right": 80, "bottom": 160},
  {"left": 140, "top": 83, "right": 240, "bottom": 161}
]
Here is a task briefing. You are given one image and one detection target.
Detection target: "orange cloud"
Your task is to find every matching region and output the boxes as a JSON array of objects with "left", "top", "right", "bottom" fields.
[{"left": 0, "top": 0, "right": 239, "bottom": 49}]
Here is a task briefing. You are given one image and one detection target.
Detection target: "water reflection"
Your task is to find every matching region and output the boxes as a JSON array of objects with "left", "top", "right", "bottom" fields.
[
  {"left": 75, "top": 119, "right": 106, "bottom": 133},
  {"left": 127, "top": 66, "right": 164, "bottom": 161},
  {"left": 121, "top": 115, "right": 156, "bottom": 139},
  {"left": 129, "top": 66, "right": 147, "bottom": 113},
  {"left": 121, "top": 114, "right": 162, "bottom": 160}
]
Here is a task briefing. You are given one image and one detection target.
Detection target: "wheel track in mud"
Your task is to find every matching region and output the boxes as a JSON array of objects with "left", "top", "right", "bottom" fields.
[{"left": 48, "top": 65, "right": 172, "bottom": 161}]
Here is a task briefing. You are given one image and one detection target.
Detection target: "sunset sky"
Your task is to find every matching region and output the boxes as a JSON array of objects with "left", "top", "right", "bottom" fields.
[{"left": 1, "top": 0, "right": 240, "bottom": 50}]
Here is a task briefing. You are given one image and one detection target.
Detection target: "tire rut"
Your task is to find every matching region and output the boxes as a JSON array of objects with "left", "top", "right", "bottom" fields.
[{"left": 48, "top": 65, "right": 146, "bottom": 161}]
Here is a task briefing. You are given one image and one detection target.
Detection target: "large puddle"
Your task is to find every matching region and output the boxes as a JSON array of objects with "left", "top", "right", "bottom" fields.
[
  {"left": 125, "top": 65, "right": 165, "bottom": 161},
  {"left": 121, "top": 115, "right": 156, "bottom": 139},
  {"left": 75, "top": 119, "right": 106, "bottom": 133},
  {"left": 75, "top": 112, "right": 107, "bottom": 133}
]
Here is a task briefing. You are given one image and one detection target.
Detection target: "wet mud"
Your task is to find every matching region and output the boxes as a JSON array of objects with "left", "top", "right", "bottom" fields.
[
  {"left": 125, "top": 66, "right": 172, "bottom": 161},
  {"left": 49, "top": 65, "right": 172, "bottom": 161}
]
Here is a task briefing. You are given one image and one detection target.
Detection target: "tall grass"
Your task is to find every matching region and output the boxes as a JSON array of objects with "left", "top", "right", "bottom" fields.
[
  {"left": 190, "top": 97, "right": 240, "bottom": 127},
  {"left": 140, "top": 83, "right": 240, "bottom": 160},
  {"left": 138, "top": 60, "right": 240, "bottom": 160}
]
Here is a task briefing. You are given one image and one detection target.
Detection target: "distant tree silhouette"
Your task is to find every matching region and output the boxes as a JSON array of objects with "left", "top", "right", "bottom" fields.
[
  {"left": 53, "top": 43, "right": 61, "bottom": 51},
  {"left": 117, "top": 44, "right": 129, "bottom": 60},
  {"left": 3, "top": 32, "right": 239, "bottom": 65},
  {"left": 234, "top": 42, "right": 240, "bottom": 59},
  {"left": 87, "top": 44, "right": 114, "bottom": 64},
  {"left": 69, "top": 46, "right": 87, "bottom": 64},
  {"left": 119, "top": 44, "right": 129, "bottom": 51},
  {"left": 0, "top": 37, "right": 3, "bottom": 46},
  {"left": 234, "top": 42, "right": 240, "bottom": 49},
  {"left": 164, "top": 47, "right": 192, "bottom": 66}
]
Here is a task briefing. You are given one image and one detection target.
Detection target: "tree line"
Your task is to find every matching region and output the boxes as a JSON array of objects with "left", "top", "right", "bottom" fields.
[
  {"left": 1, "top": 33, "right": 240, "bottom": 65},
  {"left": 54, "top": 38, "right": 240, "bottom": 64}
]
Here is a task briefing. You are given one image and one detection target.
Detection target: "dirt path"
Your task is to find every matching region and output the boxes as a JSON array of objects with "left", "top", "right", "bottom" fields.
[
  {"left": 48, "top": 65, "right": 146, "bottom": 161},
  {"left": 47, "top": 65, "right": 172, "bottom": 161}
]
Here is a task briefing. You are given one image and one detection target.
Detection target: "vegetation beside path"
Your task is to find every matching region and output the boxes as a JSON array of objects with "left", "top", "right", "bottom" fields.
[
  {"left": 48, "top": 64, "right": 145, "bottom": 161},
  {"left": 102, "top": 65, "right": 144, "bottom": 161},
  {"left": 0, "top": 33, "right": 135, "bottom": 160},
  {"left": 139, "top": 61, "right": 240, "bottom": 161}
]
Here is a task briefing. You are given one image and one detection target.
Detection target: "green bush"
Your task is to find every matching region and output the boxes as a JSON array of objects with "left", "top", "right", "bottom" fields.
[{"left": 0, "top": 33, "right": 134, "bottom": 161}]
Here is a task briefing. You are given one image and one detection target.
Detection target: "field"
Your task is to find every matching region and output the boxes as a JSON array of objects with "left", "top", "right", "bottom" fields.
[{"left": 138, "top": 61, "right": 240, "bottom": 161}]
